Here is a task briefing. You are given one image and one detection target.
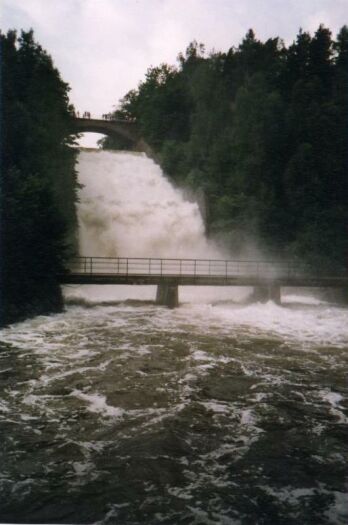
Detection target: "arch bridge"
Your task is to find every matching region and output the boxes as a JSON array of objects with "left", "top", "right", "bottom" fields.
[{"left": 72, "top": 117, "right": 152, "bottom": 154}]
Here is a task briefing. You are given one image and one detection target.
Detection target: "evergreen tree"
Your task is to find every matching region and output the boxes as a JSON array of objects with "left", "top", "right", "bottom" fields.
[
  {"left": 1, "top": 30, "right": 79, "bottom": 325},
  {"left": 107, "top": 26, "right": 348, "bottom": 270}
]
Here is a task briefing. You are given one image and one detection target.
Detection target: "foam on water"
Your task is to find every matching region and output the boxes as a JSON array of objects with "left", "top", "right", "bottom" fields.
[
  {"left": 61, "top": 287, "right": 348, "bottom": 349},
  {"left": 204, "top": 299, "right": 348, "bottom": 347},
  {"left": 0, "top": 299, "right": 347, "bottom": 523},
  {"left": 71, "top": 390, "right": 125, "bottom": 418}
]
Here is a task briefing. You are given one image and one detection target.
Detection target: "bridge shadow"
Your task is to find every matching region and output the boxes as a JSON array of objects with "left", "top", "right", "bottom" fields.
[{"left": 65, "top": 296, "right": 156, "bottom": 309}]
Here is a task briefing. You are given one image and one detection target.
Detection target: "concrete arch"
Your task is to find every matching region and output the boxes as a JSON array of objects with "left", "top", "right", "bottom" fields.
[
  {"left": 73, "top": 117, "right": 139, "bottom": 145},
  {"left": 72, "top": 117, "right": 154, "bottom": 158}
]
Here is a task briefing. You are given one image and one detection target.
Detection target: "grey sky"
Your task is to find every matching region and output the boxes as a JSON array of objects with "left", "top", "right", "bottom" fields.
[{"left": 2, "top": 0, "right": 347, "bottom": 145}]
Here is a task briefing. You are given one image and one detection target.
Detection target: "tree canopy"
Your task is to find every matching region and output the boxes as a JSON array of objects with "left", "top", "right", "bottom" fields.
[
  {"left": 1, "top": 29, "right": 79, "bottom": 325},
  {"left": 109, "top": 27, "right": 348, "bottom": 270}
]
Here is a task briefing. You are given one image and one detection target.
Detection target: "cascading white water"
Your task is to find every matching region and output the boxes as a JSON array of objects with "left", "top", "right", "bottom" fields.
[{"left": 77, "top": 149, "right": 221, "bottom": 259}]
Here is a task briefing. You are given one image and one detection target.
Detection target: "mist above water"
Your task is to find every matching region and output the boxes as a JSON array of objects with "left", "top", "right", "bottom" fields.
[{"left": 77, "top": 150, "right": 221, "bottom": 259}]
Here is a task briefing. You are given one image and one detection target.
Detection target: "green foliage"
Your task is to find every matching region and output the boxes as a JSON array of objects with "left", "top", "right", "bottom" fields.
[
  {"left": 107, "top": 26, "right": 348, "bottom": 270},
  {"left": 1, "top": 30, "right": 79, "bottom": 325}
]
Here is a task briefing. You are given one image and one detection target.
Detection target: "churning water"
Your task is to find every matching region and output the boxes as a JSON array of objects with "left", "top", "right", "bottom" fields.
[{"left": 0, "top": 150, "right": 348, "bottom": 524}]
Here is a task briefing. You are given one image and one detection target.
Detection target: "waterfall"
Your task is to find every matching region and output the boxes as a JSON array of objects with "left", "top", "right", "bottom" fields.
[
  {"left": 70, "top": 148, "right": 243, "bottom": 304},
  {"left": 77, "top": 149, "right": 220, "bottom": 259}
]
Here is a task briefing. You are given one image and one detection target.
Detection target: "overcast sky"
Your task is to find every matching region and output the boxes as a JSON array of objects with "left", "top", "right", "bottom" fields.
[{"left": 2, "top": 0, "right": 347, "bottom": 145}]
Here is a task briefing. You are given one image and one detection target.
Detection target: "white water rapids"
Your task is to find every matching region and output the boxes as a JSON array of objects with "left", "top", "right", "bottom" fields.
[{"left": 0, "top": 149, "right": 348, "bottom": 524}]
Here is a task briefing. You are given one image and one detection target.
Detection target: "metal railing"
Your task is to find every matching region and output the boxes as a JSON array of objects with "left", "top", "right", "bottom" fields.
[
  {"left": 73, "top": 115, "right": 136, "bottom": 124},
  {"left": 66, "top": 256, "right": 315, "bottom": 280}
]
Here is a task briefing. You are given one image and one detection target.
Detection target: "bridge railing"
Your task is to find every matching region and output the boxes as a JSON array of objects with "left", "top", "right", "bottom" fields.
[
  {"left": 66, "top": 256, "right": 313, "bottom": 279},
  {"left": 73, "top": 116, "right": 136, "bottom": 124}
]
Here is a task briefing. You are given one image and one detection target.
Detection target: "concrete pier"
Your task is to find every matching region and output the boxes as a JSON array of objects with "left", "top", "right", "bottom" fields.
[
  {"left": 322, "top": 286, "right": 348, "bottom": 305},
  {"left": 156, "top": 283, "right": 179, "bottom": 308},
  {"left": 253, "top": 284, "right": 281, "bottom": 304}
]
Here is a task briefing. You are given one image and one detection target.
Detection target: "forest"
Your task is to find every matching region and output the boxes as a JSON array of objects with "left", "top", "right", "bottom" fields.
[
  {"left": 1, "top": 30, "right": 79, "bottom": 326},
  {"left": 105, "top": 25, "right": 348, "bottom": 271}
]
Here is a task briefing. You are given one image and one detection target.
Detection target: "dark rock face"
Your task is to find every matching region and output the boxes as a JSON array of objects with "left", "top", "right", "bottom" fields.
[{"left": 1, "top": 280, "right": 64, "bottom": 328}]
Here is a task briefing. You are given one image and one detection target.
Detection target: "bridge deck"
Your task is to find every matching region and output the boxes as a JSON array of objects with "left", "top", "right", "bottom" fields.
[{"left": 59, "top": 257, "right": 348, "bottom": 288}]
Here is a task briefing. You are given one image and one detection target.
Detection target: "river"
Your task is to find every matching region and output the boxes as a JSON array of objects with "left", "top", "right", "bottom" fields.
[{"left": 0, "top": 151, "right": 347, "bottom": 524}]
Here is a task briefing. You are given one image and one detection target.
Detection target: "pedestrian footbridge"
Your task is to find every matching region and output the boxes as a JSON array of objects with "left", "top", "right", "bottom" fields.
[{"left": 59, "top": 256, "right": 348, "bottom": 307}]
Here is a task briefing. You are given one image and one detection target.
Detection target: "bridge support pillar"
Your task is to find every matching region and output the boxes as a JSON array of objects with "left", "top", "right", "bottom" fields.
[
  {"left": 156, "top": 283, "right": 179, "bottom": 308},
  {"left": 330, "top": 286, "right": 348, "bottom": 304},
  {"left": 342, "top": 287, "right": 348, "bottom": 304},
  {"left": 253, "top": 284, "right": 281, "bottom": 304}
]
